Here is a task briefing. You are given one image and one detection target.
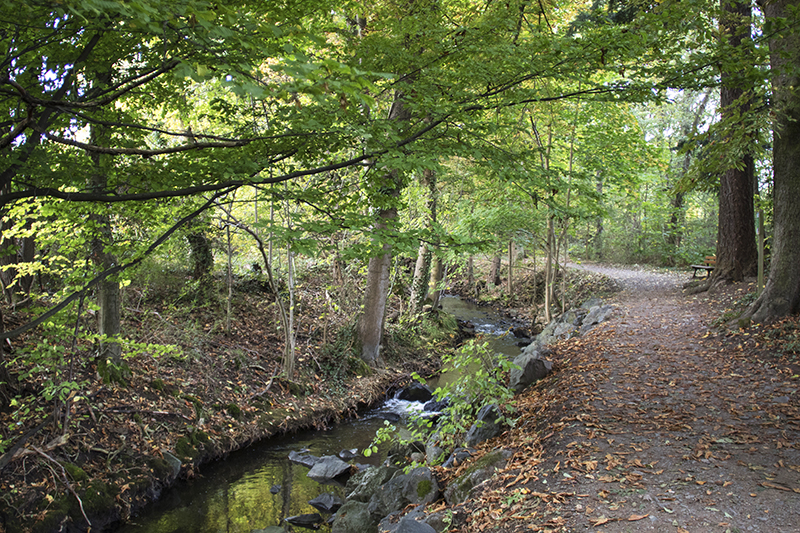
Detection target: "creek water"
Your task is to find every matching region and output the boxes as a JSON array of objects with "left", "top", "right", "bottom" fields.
[{"left": 113, "top": 297, "right": 522, "bottom": 533}]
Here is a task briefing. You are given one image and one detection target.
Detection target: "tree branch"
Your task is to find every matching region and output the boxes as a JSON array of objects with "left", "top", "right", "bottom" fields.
[{"left": 0, "top": 189, "right": 234, "bottom": 340}]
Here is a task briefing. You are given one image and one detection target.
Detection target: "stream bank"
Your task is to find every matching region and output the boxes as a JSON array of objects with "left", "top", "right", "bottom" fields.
[{"left": 0, "top": 264, "right": 619, "bottom": 533}]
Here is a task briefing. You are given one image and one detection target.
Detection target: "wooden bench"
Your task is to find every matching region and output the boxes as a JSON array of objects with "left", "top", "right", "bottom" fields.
[{"left": 691, "top": 255, "right": 716, "bottom": 278}]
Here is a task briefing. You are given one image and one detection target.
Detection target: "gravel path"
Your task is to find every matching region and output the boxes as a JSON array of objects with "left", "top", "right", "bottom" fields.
[{"left": 468, "top": 263, "right": 800, "bottom": 533}]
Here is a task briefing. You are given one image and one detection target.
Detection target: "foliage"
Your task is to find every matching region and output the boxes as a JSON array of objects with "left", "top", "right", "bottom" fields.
[{"left": 424, "top": 340, "right": 518, "bottom": 448}]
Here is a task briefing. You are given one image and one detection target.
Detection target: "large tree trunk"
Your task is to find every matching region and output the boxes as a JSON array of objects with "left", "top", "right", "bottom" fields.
[
  {"left": 711, "top": 0, "right": 757, "bottom": 285},
  {"left": 746, "top": 0, "right": 800, "bottom": 321},
  {"left": 358, "top": 91, "right": 412, "bottom": 365}
]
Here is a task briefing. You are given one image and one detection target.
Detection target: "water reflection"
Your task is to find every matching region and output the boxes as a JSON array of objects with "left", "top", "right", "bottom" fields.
[{"left": 115, "top": 409, "right": 416, "bottom": 533}]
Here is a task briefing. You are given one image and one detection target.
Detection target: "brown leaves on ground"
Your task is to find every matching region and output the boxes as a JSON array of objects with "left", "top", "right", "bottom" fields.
[{"left": 452, "top": 270, "right": 800, "bottom": 533}]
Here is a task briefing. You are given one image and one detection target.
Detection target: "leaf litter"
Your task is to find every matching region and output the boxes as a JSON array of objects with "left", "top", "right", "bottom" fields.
[{"left": 448, "top": 265, "right": 800, "bottom": 533}]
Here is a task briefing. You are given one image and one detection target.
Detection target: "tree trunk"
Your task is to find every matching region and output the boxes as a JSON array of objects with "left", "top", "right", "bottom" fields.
[
  {"left": 409, "top": 169, "right": 437, "bottom": 314},
  {"left": 507, "top": 241, "right": 514, "bottom": 296},
  {"left": 593, "top": 176, "right": 604, "bottom": 260},
  {"left": 187, "top": 230, "right": 214, "bottom": 302},
  {"left": 488, "top": 255, "right": 502, "bottom": 287},
  {"left": 410, "top": 242, "right": 431, "bottom": 313},
  {"left": 544, "top": 216, "right": 555, "bottom": 323},
  {"left": 358, "top": 91, "right": 412, "bottom": 365},
  {"left": 711, "top": 0, "right": 757, "bottom": 285},
  {"left": 88, "top": 90, "right": 121, "bottom": 365},
  {"left": 429, "top": 255, "right": 443, "bottom": 308},
  {"left": 746, "top": 0, "right": 800, "bottom": 321},
  {"left": 466, "top": 255, "right": 475, "bottom": 297}
]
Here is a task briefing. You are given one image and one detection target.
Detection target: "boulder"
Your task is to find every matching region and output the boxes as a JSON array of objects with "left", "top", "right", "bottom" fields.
[
  {"left": 160, "top": 450, "right": 182, "bottom": 480},
  {"left": 509, "top": 350, "right": 553, "bottom": 394},
  {"left": 423, "top": 398, "right": 449, "bottom": 412},
  {"left": 307, "top": 455, "right": 353, "bottom": 483},
  {"left": 580, "top": 297, "right": 603, "bottom": 309},
  {"left": 345, "top": 465, "right": 399, "bottom": 503},
  {"left": 289, "top": 450, "right": 320, "bottom": 468},
  {"left": 332, "top": 500, "right": 379, "bottom": 533},
  {"left": 442, "top": 448, "right": 475, "bottom": 469},
  {"left": 269, "top": 484, "right": 281, "bottom": 495},
  {"left": 285, "top": 513, "right": 323, "bottom": 529},
  {"left": 339, "top": 448, "right": 359, "bottom": 461},
  {"left": 368, "top": 467, "right": 439, "bottom": 517},
  {"left": 465, "top": 404, "right": 503, "bottom": 447},
  {"left": 379, "top": 514, "right": 438, "bottom": 533},
  {"left": 443, "top": 449, "right": 513, "bottom": 504},
  {"left": 580, "top": 304, "right": 614, "bottom": 335},
  {"left": 425, "top": 441, "right": 446, "bottom": 465},
  {"left": 309, "top": 492, "right": 344, "bottom": 514},
  {"left": 395, "top": 383, "right": 434, "bottom": 403}
]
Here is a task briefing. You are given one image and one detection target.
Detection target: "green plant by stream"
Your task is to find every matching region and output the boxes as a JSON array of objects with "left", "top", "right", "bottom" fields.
[{"left": 365, "top": 339, "right": 518, "bottom": 459}]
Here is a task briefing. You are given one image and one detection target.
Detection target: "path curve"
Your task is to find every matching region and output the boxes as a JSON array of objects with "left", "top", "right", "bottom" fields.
[{"left": 470, "top": 263, "right": 800, "bottom": 533}]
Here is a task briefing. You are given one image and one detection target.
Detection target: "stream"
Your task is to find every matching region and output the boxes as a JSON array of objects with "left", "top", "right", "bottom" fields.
[{"left": 113, "top": 296, "right": 523, "bottom": 533}]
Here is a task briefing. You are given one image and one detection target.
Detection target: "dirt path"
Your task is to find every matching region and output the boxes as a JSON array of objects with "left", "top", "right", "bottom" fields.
[{"left": 464, "top": 264, "right": 800, "bottom": 532}]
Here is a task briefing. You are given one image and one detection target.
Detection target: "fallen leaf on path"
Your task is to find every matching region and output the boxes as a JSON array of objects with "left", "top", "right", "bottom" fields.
[
  {"left": 760, "top": 481, "right": 800, "bottom": 493},
  {"left": 627, "top": 513, "right": 649, "bottom": 521},
  {"left": 590, "top": 516, "right": 616, "bottom": 526}
]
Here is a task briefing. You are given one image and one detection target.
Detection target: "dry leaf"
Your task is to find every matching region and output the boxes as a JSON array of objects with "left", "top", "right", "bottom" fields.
[
  {"left": 628, "top": 513, "right": 649, "bottom": 521},
  {"left": 590, "top": 516, "right": 613, "bottom": 526}
]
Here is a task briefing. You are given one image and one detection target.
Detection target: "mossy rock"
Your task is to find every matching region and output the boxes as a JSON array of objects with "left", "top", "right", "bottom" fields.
[
  {"left": 175, "top": 436, "right": 198, "bottom": 459},
  {"left": 149, "top": 457, "right": 174, "bottom": 479},
  {"left": 190, "top": 430, "right": 210, "bottom": 446},
  {"left": 62, "top": 462, "right": 89, "bottom": 483},
  {"left": 79, "top": 481, "right": 118, "bottom": 516},
  {"left": 443, "top": 449, "right": 512, "bottom": 505}
]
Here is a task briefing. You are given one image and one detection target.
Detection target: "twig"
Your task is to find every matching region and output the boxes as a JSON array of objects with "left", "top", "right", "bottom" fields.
[
  {"left": 248, "top": 367, "right": 281, "bottom": 401},
  {"left": 32, "top": 446, "right": 91, "bottom": 527},
  {"left": 0, "top": 414, "right": 52, "bottom": 472}
]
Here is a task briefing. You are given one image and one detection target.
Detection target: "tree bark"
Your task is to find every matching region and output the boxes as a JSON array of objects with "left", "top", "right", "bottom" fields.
[
  {"left": 187, "top": 229, "right": 214, "bottom": 302},
  {"left": 88, "top": 67, "right": 121, "bottom": 365},
  {"left": 429, "top": 255, "right": 443, "bottom": 307},
  {"left": 746, "top": 0, "right": 800, "bottom": 321},
  {"left": 410, "top": 242, "right": 431, "bottom": 312},
  {"left": 409, "top": 168, "right": 437, "bottom": 314},
  {"left": 358, "top": 91, "right": 412, "bottom": 365},
  {"left": 488, "top": 255, "right": 502, "bottom": 287},
  {"left": 711, "top": 0, "right": 757, "bottom": 285}
]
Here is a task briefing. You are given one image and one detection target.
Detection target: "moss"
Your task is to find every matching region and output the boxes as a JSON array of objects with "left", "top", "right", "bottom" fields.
[
  {"left": 225, "top": 402, "right": 242, "bottom": 419},
  {"left": 79, "top": 481, "right": 118, "bottom": 516},
  {"left": 346, "top": 356, "right": 372, "bottom": 377},
  {"left": 181, "top": 394, "right": 204, "bottom": 418},
  {"left": 62, "top": 462, "right": 88, "bottom": 483},
  {"left": 149, "top": 457, "right": 174, "bottom": 478},
  {"left": 190, "top": 430, "right": 209, "bottom": 445},
  {"left": 150, "top": 378, "right": 165, "bottom": 391},
  {"left": 175, "top": 436, "right": 198, "bottom": 459},
  {"left": 133, "top": 413, "right": 143, "bottom": 424},
  {"left": 416, "top": 478, "right": 433, "bottom": 499},
  {"left": 31, "top": 496, "right": 72, "bottom": 533}
]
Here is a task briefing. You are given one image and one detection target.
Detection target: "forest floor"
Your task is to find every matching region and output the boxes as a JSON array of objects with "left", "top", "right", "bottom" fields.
[{"left": 456, "top": 264, "right": 800, "bottom": 533}]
